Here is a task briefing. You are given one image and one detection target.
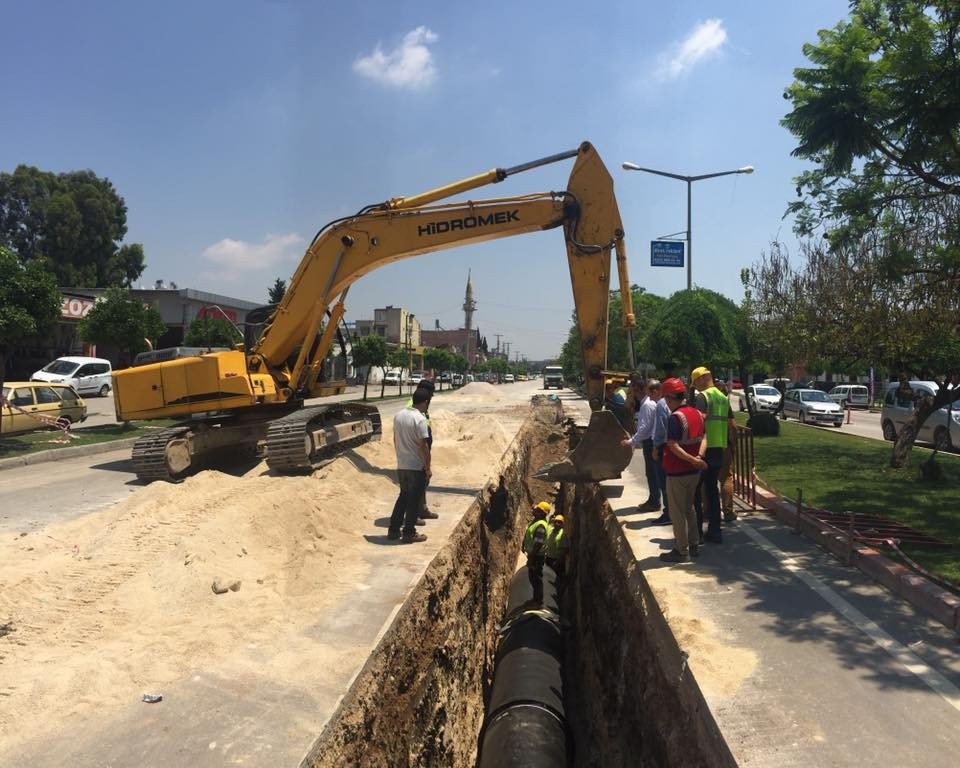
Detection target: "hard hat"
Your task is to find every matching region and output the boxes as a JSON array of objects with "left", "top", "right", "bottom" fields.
[
  {"left": 552, "top": 514, "right": 564, "bottom": 525},
  {"left": 534, "top": 501, "right": 551, "bottom": 515},
  {"left": 661, "top": 377, "right": 686, "bottom": 397},
  {"left": 691, "top": 366, "right": 711, "bottom": 382}
]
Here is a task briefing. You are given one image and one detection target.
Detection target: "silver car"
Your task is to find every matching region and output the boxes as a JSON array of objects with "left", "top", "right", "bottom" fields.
[
  {"left": 738, "top": 384, "right": 782, "bottom": 412},
  {"left": 827, "top": 384, "right": 870, "bottom": 409},
  {"left": 782, "top": 388, "right": 844, "bottom": 426}
]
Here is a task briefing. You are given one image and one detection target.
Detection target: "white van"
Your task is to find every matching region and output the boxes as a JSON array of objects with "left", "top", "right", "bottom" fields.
[
  {"left": 881, "top": 381, "right": 960, "bottom": 449},
  {"left": 32, "top": 356, "right": 113, "bottom": 397}
]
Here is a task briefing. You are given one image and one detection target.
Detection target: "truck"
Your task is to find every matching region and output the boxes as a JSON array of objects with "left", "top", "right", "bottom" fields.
[
  {"left": 113, "top": 142, "right": 636, "bottom": 483},
  {"left": 543, "top": 366, "right": 564, "bottom": 390}
]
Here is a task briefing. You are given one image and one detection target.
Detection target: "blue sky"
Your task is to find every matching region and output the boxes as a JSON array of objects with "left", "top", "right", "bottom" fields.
[{"left": 2, "top": 0, "right": 850, "bottom": 361}]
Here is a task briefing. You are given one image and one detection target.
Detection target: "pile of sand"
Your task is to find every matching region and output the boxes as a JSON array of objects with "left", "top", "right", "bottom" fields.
[
  {"left": 0, "top": 408, "right": 511, "bottom": 750},
  {"left": 443, "top": 381, "right": 507, "bottom": 404}
]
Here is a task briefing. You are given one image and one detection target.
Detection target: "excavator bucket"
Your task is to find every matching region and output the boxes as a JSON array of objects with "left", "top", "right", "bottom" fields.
[{"left": 534, "top": 410, "right": 633, "bottom": 483}]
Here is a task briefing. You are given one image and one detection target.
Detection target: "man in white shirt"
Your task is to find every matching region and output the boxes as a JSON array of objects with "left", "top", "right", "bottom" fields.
[
  {"left": 388, "top": 388, "right": 431, "bottom": 543},
  {"left": 620, "top": 378, "right": 662, "bottom": 512}
]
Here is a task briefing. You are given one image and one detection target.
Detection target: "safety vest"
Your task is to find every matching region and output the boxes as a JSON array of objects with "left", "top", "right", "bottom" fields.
[
  {"left": 701, "top": 386, "right": 730, "bottom": 449},
  {"left": 524, "top": 519, "right": 550, "bottom": 557},
  {"left": 546, "top": 527, "right": 568, "bottom": 559},
  {"left": 663, "top": 405, "right": 705, "bottom": 475}
]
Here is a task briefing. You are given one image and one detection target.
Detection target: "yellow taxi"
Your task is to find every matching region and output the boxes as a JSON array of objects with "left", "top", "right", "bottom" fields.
[{"left": 1, "top": 381, "right": 88, "bottom": 436}]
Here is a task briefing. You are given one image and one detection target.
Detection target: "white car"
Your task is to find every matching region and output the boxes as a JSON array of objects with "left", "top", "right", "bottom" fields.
[
  {"left": 828, "top": 384, "right": 870, "bottom": 409},
  {"left": 782, "top": 389, "right": 844, "bottom": 426},
  {"left": 32, "top": 356, "right": 113, "bottom": 397},
  {"left": 383, "top": 370, "right": 403, "bottom": 386},
  {"left": 738, "top": 384, "right": 782, "bottom": 412},
  {"left": 409, "top": 371, "right": 426, "bottom": 384},
  {"left": 503, "top": 374, "right": 515, "bottom": 383}
]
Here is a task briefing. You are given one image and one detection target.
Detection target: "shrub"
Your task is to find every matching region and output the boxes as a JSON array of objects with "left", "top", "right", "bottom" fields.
[{"left": 748, "top": 411, "right": 780, "bottom": 436}]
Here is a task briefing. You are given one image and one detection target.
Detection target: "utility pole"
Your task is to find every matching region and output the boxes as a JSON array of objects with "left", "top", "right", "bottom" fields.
[
  {"left": 504, "top": 342, "right": 511, "bottom": 361},
  {"left": 495, "top": 334, "right": 502, "bottom": 357}
]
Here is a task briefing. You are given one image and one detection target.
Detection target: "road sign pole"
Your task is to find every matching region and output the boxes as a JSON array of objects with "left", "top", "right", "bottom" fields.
[{"left": 687, "top": 179, "right": 692, "bottom": 291}]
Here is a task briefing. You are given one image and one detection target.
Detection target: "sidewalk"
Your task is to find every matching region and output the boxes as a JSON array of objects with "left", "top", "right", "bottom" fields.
[{"left": 603, "top": 447, "right": 960, "bottom": 767}]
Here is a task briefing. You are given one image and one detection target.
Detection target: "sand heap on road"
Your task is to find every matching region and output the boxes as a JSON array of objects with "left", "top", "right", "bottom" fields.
[{"left": 0, "top": 407, "right": 511, "bottom": 755}]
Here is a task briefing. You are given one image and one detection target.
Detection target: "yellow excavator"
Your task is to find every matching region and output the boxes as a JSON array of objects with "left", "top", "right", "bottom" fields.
[{"left": 113, "top": 141, "right": 636, "bottom": 482}]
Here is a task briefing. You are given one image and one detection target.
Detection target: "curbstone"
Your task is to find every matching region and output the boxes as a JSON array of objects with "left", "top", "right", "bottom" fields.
[
  {"left": 751, "top": 483, "right": 959, "bottom": 635},
  {"left": 0, "top": 437, "right": 139, "bottom": 472}
]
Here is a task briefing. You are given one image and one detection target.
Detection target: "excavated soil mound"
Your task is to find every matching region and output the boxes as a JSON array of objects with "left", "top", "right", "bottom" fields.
[{"left": 0, "top": 408, "right": 511, "bottom": 759}]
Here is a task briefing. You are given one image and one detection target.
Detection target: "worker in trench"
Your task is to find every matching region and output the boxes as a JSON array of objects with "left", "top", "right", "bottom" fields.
[
  {"left": 523, "top": 501, "right": 552, "bottom": 603},
  {"left": 545, "top": 514, "right": 569, "bottom": 591}
]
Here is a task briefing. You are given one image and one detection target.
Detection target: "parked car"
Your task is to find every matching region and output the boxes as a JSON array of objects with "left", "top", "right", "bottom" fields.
[
  {"left": 1, "top": 381, "right": 88, "bottom": 435},
  {"left": 439, "top": 373, "right": 452, "bottom": 383},
  {"left": 781, "top": 388, "right": 844, "bottom": 426},
  {"left": 383, "top": 370, "right": 403, "bottom": 386},
  {"left": 828, "top": 384, "right": 870, "bottom": 409},
  {"left": 881, "top": 381, "right": 960, "bottom": 448},
  {"left": 452, "top": 373, "right": 463, "bottom": 386},
  {"left": 738, "top": 384, "right": 782, "bottom": 412},
  {"left": 409, "top": 370, "right": 427, "bottom": 385},
  {"left": 504, "top": 374, "right": 515, "bottom": 383},
  {"left": 731, "top": 379, "right": 744, "bottom": 391},
  {"left": 32, "top": 356, "right": 112, "bottom": 397}
]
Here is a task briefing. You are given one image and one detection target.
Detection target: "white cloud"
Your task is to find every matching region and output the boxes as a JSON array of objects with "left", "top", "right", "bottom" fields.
[
  {"left": 201, "top": 233, "right": 305, "bottom": 272},
  {"left": 658, "top": 19, "right": 727, "bottom": 80},
  {"left": 353, "top": 26, "right": 438, "bottom": 89}
]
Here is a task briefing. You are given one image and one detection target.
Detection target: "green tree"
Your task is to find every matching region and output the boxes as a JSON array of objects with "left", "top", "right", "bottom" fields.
[
  {"left": 387, "top": 348, "right": 410, "bottom": 393},
  {"left": 268, "top": 278, "right": 286, "bottom": 304},
  {"left": 0, "top": 247, "right": 61, "bottom": 389},
  {"left": 642, "top": 289, "right": 743, "bottom": 375},
  {"left": 352, "top": 335, "right": 387, "bottom": 401},
  {"left": 183, "top": 316, "right": 240, "bottom": 348},
  {"left": 424, "top": 347, "right": 454, "bottom": 389},
  {"left": 0, "top": 166, "right": 146, "bottom": 287},
  {"left": 77, "top": 286, "right": 166, "bottom": 359}
]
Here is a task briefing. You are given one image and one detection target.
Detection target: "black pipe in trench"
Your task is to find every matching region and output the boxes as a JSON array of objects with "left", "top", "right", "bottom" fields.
[{"left": 477, "top": 563, "right": 569, "bottom": 767}]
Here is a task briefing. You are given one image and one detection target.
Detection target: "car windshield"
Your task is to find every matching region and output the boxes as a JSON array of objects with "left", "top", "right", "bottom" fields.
[
  {"left": 801, "top": 391, "right": 830, "bottom": 402},
  {"left": 754, "top": 386, "right": 779, "bottom": 396},
  {"left": 42, "top": 360, "right": 80, "bottom": 375}
]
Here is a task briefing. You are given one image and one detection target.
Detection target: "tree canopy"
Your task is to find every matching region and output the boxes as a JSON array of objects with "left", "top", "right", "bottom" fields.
[
  {"left": 183, "top": 316, "right": 241, "bottom": 348},
  {"left": 268, "top": 278, "right": 286, "bottom": 304},
  {"left": 77, "top": 287, "right": 166, "bottom": 358},
  {"left": 0, "top": 165, "right": 145, "bottom": 287},
  {"left": 0, "top": 246, "right": 61, "bottom": 385},
  {"left": 352, "top": 334, "right": 386, "bottom": 400}
]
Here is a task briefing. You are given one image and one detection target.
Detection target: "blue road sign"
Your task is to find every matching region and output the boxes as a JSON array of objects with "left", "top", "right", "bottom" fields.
[{"left": 651, "top": 240, "right": 685, "bottom": 267}]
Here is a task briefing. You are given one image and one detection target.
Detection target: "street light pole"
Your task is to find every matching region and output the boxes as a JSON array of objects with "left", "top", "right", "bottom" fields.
[{"left": 622, "top": 162, "right": 754, "bottom": 290}]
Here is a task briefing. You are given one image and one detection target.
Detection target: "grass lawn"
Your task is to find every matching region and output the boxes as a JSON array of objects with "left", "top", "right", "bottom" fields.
[
  {"left": 737, "top": 414, "right": 960, "bottom": 587},
  {"left": 0, "top": 420, "right": 181, "bottom": 459}
]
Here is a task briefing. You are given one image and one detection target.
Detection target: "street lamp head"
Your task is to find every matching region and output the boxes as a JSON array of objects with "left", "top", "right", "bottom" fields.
[
  {"left": 622, "top": 162, "right": 642, "bottom": 171},
  {"left": 739, "top": 165, "right": 755, "bottom": 174}
]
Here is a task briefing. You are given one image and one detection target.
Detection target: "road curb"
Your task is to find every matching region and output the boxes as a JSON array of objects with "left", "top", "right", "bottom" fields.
[
  {"left": 0, "top": 437, "right": 139, "bottom": 472},
  {"left": 753, "top": 485, "right": 960, "bottom": 634}
]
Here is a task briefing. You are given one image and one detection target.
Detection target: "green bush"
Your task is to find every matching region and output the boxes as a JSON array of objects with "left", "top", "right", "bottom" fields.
[{"left": 747, "top": 411, "right": 780, "bottom": 436}]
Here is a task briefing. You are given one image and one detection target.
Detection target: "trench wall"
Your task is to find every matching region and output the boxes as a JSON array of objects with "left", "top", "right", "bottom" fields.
[
  {"left": 301, "top": 402, "right": 565, "bottom": 768},
  {"left": 564, "top": 482, "right": 738, "bottom": 768}
]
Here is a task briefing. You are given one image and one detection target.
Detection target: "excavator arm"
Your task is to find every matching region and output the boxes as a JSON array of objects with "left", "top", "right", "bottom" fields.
[{"left": 254, "top": 141, "right": 635, "bottom": 411}]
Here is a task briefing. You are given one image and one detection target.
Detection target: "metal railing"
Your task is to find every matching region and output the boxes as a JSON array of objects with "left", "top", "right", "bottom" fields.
[{"left": 732, "top": 425, "right": 757, "bottom": 509}]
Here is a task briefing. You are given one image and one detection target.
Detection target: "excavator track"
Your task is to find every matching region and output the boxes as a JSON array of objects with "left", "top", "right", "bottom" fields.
[
  {"left": 131, "top": 426, "right": 192, "bottom": 483},
  {"left": 265, "top": 403, "right": 382, "bottom": 474}
]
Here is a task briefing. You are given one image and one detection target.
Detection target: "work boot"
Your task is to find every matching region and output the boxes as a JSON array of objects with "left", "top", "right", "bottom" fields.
[
  {"left": 650, "top": 514, "right": 672, "bottom": 526},
  {"left": 659, "top": 549, "right": 688, "bottom": 563},
  {"left": 401, "top": 532, "right": 428, "bottom": 544},
  {"left": 724, "top": 510, "right": 738, "bottom": 522},
  {"left": 637, "top": 500, "right": 661, "bottom": 512},
  {"left": 419, "top": 510, "right": 439, "bottom": 519},
  {"left": 387, "top": 529, "right": 401, "bottom": 541},
  {"left": 704, "top": 532, "right": 723, "bottom": 544},
  {"left": 689, "top": 544, "right": 700, "bottom": 558},
  {"left": 415, "top": 518, "right": 426, "bottom": 526}
]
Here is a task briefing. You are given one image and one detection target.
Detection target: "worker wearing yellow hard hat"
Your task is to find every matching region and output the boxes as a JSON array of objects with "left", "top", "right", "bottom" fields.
[
  {"left": 545, "top": 513, "right": 569, "bottom": 587},
  {"left": 523, "top": 501, "right": 552, "bottom": 603}
]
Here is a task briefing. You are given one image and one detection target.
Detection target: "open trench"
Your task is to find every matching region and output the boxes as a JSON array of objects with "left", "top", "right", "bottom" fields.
[{"left": 303, "top": 398, "right": 737, "bottom": 768}]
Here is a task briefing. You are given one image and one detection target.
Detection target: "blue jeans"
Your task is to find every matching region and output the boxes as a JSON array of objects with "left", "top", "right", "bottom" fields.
[{"left": 390, "top": 469, "right": 427, "bottom": 536}]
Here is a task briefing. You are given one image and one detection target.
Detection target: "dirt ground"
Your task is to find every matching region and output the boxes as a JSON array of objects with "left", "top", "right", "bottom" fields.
[{"left": 0, "top": 384, "right": 518, "bottom": 762}]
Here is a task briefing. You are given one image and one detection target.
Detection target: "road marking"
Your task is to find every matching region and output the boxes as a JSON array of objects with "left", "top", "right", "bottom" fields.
[{"left": 740, "top": 521, "right": 960, "bottom": 713}]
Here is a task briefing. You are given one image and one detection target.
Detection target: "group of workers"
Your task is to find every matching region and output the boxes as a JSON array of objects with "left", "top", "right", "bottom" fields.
[
  {"left": 522, "top": 500, "right": 569, "bottom": 604},
  {"left": 613, "top": 366, "right": 737, "bottom": 563}
]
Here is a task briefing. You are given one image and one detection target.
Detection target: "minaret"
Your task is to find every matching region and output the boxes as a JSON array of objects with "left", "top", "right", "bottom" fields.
[{"left": 463, "top": 270, "right": 477, "bottom": 364}]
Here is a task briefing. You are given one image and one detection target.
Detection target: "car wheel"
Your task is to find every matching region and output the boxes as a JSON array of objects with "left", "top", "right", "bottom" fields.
[
  {"left": 799, "top": 411, "right": 806, "bottom": 424},
  {"left": 55, "top": 415, "right": 72, "bottom": 429},
  {"left": 881, "top": 420, "right": 896, "bottom": 441},
  {"left": 99, "top": 384, "right": 111, "bottom": 397}
]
